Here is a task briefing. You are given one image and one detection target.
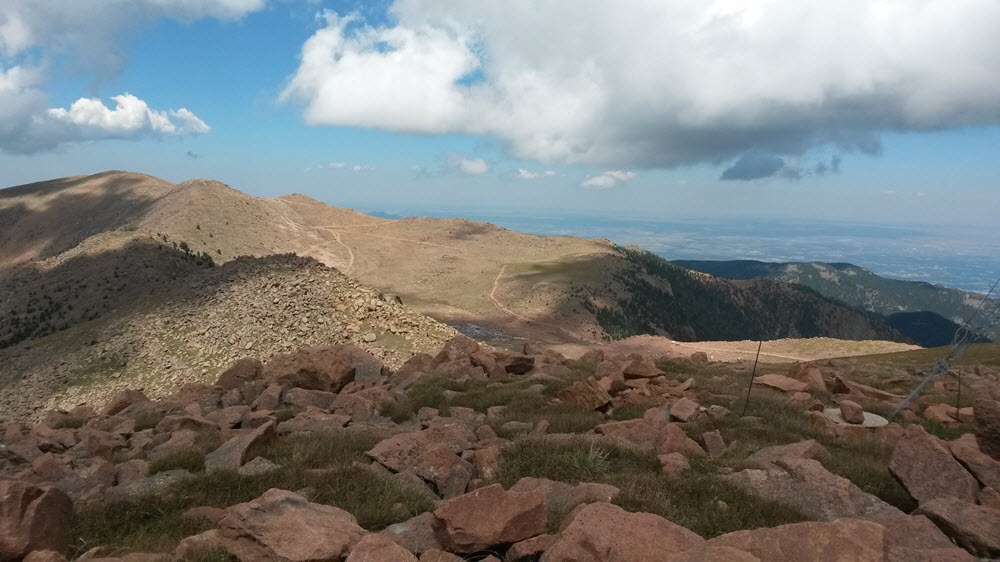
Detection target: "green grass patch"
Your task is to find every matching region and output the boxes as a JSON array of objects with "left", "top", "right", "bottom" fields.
[
  {"left": 679, "top": 387, "right": 915, "bottom": 512},
  {"left": 822, "top": 439, "right": 916, "bottom": 512},
  {"left": 50, "top": 416, "right": 88, "bottom": 430},
  {"left": 560, "top": 358, "right": 598, "bottom": 382},
  {"left": 256, "top": 429, "right": 378, "bottom": 470},
  {"left": 383, "top": 375, "right": 564, "bottom": 423},
  {"left": 148, "top": 431, "right": 222, "bottom": 475},
  {"left": 498, "top": 436, "right": 808, "bottom": 537},
  {"left": 853, "top": 342, "right": 1000, "bottom": 369},
  {"left": 493, "top": 403, "right": 604, "bottom": 437},
  {"left": 67, "top": 352, "right": 129, "bottom": 389},
  {"left": 178, "top": 547, "right": 237, "bottom": 562},
  {"left": 274, "top": 408, "right": 295, "bottom": 423},
  {"left": 73, "top": 466, "right": 432, "bottom": 556},
  {"left": 379, "top": 395, "right": 419, "bottom": 424},
  {"left": 73, "top": 430, "right": 430, "bottom": 556},
  {"left": 655, "top": 358, "right": 745, "bottom": 399},
  {"left": 133, "top": 411, "right": 166, "bottom": 432},
  {"left": 388, "top": 373, "right": 606, "bottom": 436},
  {"left": 683, "top": 388, "right": 814, "bottom": 452},
  {"left": 918, "top": 419, "right": 972, "bottom": 441},
  {"left": 608, "top": 404, "right": 649, "bottom": 421}
]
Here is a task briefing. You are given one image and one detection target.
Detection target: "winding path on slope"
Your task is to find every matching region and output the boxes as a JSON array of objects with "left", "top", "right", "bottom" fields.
[
  {"left": 488, "top": 265, "right": 534, "bottom": 324},
  {"left": 488, "top": 264, "right": 592, "bottom": 342},
  {"left": 299, "top": 235, "right": 353, "bottom": 273},
  {"left": 302, "top": 215, "right": 592, "bottom": 342},
  {"left": 316, "top": 224, "right": 487, "bottom": 257},
  {"left": 331, "top": 231, "right": 354, "bottom": 271}
]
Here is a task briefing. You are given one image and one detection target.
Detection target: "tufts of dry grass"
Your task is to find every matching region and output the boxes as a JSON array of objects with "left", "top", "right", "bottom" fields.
[
  {"left": 492, "top": 402, "right": 605, "bottom": 437},
  {"left": 49, "top": 416, "right": 88, "bottom": 430},
  {"left": 177, "top": 547, "right": 237, "bottom": 562},
  {"left": 498, "top": 435, "right": 808, "bottom": 537},
  {"left": 607, "top": 404, "right": 648, "bottom": 421},
  {"left": 853, "top": 342, "right": 1000, "bottom": 369},
  {"left": 681, "top": 388, "right": 915, "bottom": 512},
  {"left": 148, "top": 430, "right": 222, "bottom": 475},
  {"left": 382, "top": 369, "right": 595, "bottom": 425},
  {"left": 133, "top": 411, "right": 166, "bottom": 432},
  {"left": 76, "top": 430, "right": 431, "bottom": 556}
]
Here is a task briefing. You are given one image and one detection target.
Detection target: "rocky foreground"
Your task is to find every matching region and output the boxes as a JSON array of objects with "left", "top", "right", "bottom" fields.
[{"left": 2, "top": 336, "right": 1000, "bottom": 561}]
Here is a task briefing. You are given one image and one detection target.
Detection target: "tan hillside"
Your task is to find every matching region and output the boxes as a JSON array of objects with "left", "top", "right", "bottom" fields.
[
  {"left": 139, "top": 179, "right": 617, "bottom": 343},
  {"left": 550, "top": 335, "right": 921, "bottom": 365},
  {"left": 0, "top": 171, "right": 175, "bottom": 269},
  {"left": 1, "top": 171, "right": 908, "bottom": 356},
  {"left": 1, "top": 171, "right": 620, "bottom": 345}
]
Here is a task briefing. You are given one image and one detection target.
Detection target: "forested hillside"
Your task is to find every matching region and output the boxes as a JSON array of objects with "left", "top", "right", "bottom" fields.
[
  {"left": 674, "top": 259, "right": 997, "bottom": 343},
  {"left": 585, "top": 249, "right": 904, "bottom": 343}
]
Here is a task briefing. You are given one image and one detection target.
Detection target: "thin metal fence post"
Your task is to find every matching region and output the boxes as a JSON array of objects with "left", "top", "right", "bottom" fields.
[{"left": 741, "top": 340, "right": 763, "bottom": 417}]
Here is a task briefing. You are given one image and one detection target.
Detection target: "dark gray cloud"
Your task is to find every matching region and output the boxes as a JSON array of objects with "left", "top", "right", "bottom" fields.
[
  {"left": 814, "top": 155, "right": 842, "bottom": 176},
  {"left": 720, "top": 155, "right": 787, "bottom": 181},
  {"left": 721, "top": 153, "right": 847, "bottom": 182}
]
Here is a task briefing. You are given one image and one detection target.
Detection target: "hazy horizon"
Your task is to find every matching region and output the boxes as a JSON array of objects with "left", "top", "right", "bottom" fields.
[{"left": 345, "top": 207, "right": 999, "bottom": 294}]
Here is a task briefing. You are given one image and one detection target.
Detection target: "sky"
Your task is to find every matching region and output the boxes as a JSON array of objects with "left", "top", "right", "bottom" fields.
[{"left": 1, "top": 0, "right": 999, "bottom": 226}]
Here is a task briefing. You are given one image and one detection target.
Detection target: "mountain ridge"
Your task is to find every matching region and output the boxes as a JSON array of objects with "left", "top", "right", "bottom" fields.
[
  {"left": 1, "top": 171, "right": 907, "bottom": 347},
  {"left": 0, "top": 170, "right": 926, "bottom": 421},
  {"left": 673, "top": 259, "right": 997, "bottom": 345}
]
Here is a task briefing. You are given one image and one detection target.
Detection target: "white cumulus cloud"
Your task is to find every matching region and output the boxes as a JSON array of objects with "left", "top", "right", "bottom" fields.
[
  {"left": 580, "top": 170, "right": 636, "bottom": 190},
  {"left": 282, "top": 1, "right": 1000, "bottom": 170},
  {"left": 0, "top": 0, "right": 262, "bottom": 153},
  {"left": 45, "top": 95, "right": 210, "bottom": 136},
  {"left": 0, "top": 90, "right": 210, "bottom": 153},
  {"left": 445, "top": 152, "right": 488, "bottom": 175},
  {"left": 309, "top": 161, "right": 374, "bottom": 172},
  {"left": 0, "top": 64, "right": 47, "bottom": 142},
  {"left": 1, "top": 0, "right": 266, "bottom": 73},
  {"left": 514, "top": 168, "right": 557, "bottom": 180},
  {"left": 459, "top": 159, "right": 488, "bottom": 175},
  {"left": 280, "top": 11, "right": 478, "bottom": 133}
]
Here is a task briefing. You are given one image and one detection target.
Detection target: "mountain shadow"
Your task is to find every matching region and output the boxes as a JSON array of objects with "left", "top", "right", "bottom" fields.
[{"left": 887, "top": 311, "right": 992, "bottom": 348}]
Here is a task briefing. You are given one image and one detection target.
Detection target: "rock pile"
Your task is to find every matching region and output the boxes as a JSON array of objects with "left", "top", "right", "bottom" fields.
[
  {"left": 0, "top": 254, "right": 456, "bottom": 424},
  {"left": 1, "top": 338, "right": 999, "bottom": 560}
]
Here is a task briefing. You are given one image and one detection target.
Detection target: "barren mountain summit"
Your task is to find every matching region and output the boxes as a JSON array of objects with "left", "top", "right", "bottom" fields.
[
  {"left": 0, "top": 171, "right": 175, "bottom": 269},
  {"left": 2, "top": 171, "right": 906, "bottom": 352}
]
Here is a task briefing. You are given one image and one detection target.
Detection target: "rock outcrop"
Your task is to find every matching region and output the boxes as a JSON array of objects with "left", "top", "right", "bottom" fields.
[
  {"left": 888, "top": 425, "right": 979, "bottom": 504},
  {"left": 542, "top": 502, "right": 705, "bottom": 561},
  {"left": 914, "top": 497, "right": 1000, "bottom": 557},
  {"left": 0, "top": 480, "right": 73, "bottom": 560},
  {"left": 217, "top": 488, "right": 366, "bottom": 561},
  {"left": 432, "top": 484, "right": 546, "bottom": 553},
  {"left": 975, "top": 398, "right": 1000, "bottom": 460}
]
